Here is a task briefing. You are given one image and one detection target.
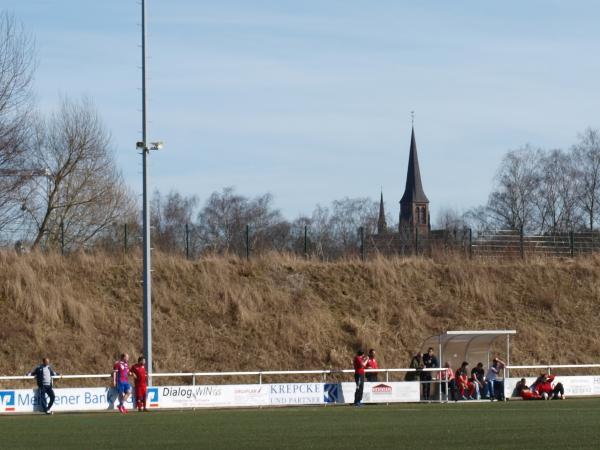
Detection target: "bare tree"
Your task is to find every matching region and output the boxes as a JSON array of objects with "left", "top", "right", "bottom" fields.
[
  {"left": 573, "top": 128, "right": 600, "bottom": 231},
  {"left": 196, "top": 187, "right": 287, "bottom": 255},
  {"left": 463, "top": 205, "right": 493, "bottom": 235},
  {"left": 487, "top": 146, "right": 541, "bottom": 232},
  {"left": 22, "top": 97, "right": 134, "bottom": 249},
  {"left": 328, "top": 197, "right": 378, "bottom": 255},
  {"left": 435, "top": 207, "right": 467, "bottom": 231},
  {"left": 296, "top": 198, "right": 378, "bottom": 258},
  {"left": 151, "top": 189, "right": 198, "bottom": 253},
  {"left": 0, "top": 12, "right": 36, "bottom": 230},
  {"left": 534, "top": 149, "right": 581, "bottom": 233}
]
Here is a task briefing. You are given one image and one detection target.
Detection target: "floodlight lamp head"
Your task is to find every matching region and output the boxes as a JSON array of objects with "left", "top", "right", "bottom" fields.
[
  {"left": 136, "top": 141, "right": 145, "bottom": 149},
  {"left": 150, "top": 141, "right": 164, "bottom": 151}
]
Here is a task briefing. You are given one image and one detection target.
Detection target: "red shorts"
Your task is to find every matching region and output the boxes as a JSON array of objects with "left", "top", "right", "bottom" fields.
[
  {"left": 135, "top": 385, "right": 147, "bottom": 401},
  {"left": 521, "top": 391, "right": 541, "bottom": 400}
]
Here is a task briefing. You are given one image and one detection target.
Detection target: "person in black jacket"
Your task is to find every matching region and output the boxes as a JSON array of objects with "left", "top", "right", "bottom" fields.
[
  {"left": 422, "top": 348, "right": 439, "bottom": 400},
  {"left": 27, "top": 358, "right": 60, "bottom": 414}
]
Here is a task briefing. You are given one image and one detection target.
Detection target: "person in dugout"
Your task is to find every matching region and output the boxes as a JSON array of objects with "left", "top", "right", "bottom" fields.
[{"left": 455, "top": 361, "right": 476, "bottom": 400}]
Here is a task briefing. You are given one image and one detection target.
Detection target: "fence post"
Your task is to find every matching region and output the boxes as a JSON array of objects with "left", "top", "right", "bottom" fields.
[
  {"left": 124, "top": 223, "right": 128, "bottom": 253},
  {"left": 468, "top": 228, "right": 473, "bottom": 258},
  {"left": 519, "top": 226, "right": 524, "bottom": 259},
  {"left": 569, "top": 230, "right": 574, "bottom": 257},
  {"left": 245, "top": 224, "right": 250, "bottom": 260},
  {"left": 304, "top": 225, "right": 308, "bottom": 259},
  {"left": 414, "top": 227, "right": 419, "bottom": 255},
  {"left": 359, "top": 226, "right": 364, "bottom": 260},
  {"left": 185, "top": 223, "right": 190, "bottom": 259},
  {"left": 60, "top": 221, "right": 65, "bottom": 255}
]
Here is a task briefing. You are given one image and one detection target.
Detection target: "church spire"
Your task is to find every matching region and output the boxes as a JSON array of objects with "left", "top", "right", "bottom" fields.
[
  {"left": 400, "top": 126, "right": 429, "bottom": 204},
  {"left": 399, "top": 124, "right": 430, "bottom": 233},
  {"left": 377, "top": 190, "right": 387, "bottom": 234}
]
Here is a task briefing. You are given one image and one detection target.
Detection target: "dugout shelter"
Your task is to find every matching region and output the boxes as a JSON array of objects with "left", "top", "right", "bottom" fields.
[{"left": 420, "top": 330, "right": 516, "bottom": 377}]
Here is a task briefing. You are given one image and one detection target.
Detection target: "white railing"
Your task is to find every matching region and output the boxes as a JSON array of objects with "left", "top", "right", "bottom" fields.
[
  {"left": 5, "top": 364, "right": 598, "bottom": 386},
  {"left": 506, "top": 364, "right": 600, "bottom": 370},
  {"left": 0, "top": 367, "right": 444, "bottom": 385}
]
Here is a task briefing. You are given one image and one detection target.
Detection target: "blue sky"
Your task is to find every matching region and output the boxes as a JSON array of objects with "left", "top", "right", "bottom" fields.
[{"left": 5, "top": 0, "right": 600, "bottom": 222}]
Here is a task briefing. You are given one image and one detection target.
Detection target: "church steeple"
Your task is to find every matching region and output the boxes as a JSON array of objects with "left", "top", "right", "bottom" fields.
[
  {"left": 400, "top": 127, "right": 429, "bottom": 204},
  {"left": 399, "top": 126, "right": 429, "bottom": 232},
  {"left": 377, "top": 191, "right": 387, "bottom": 234}
]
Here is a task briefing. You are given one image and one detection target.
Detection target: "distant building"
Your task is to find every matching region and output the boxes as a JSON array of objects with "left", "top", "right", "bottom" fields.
[
  {"left": 368, "top": 126, "right": 430, "bottom": 254},
  {"left": 398, "top": 126, "right": 430, "bottom": 235}
]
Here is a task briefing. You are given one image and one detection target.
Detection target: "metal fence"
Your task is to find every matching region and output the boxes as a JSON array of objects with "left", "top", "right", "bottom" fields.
[
  {"left": 472, "top": 229, "right": 600, "bottom": 258},
  {"left": 2, "top": 223, "right": 600, "bottom": 260}
]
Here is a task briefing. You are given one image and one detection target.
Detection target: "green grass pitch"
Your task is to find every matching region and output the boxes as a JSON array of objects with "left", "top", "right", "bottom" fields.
[{"left": 2, "top": 399, "right": 600, "bottom": 449}]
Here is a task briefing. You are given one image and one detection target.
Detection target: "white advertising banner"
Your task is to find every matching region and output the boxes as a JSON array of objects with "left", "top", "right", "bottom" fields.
[
  {"left": 505, "top": 375, "right": 600, "bottom": 398},
  {"left": 0, "top": 387, "right": 127, "bottom": 413},
  {"left": 17, "top": 375, "right": 600, "bottom": 414},
  {"left": 150, "top": 385, "right": 269, "bottom": 409},
  {"left": 339, "top": 382, "right": 420, "bottom": 404},
  {"left": 269, "top": 383, "right": 324, "bottom": 405}
]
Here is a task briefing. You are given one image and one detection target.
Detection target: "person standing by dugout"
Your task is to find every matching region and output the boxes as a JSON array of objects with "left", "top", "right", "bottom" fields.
[
  {"left": 353, "top": 350, "right": 368, "bottom": 406},
  {"left": 422, "top": 347, "right": 439, "bottom": 401},
  {"left": 27, "top": 357, "right": 60, "bottom": 415}
]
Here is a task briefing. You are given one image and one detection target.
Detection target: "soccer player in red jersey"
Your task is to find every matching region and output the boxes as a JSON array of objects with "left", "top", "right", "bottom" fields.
[
  {"left": 113, "top": 353, "right": 132, "bottom": 414},
  {"left": 353, "top": 350, "right": 368, "bottom": 406},
  {"left": 455, "top": 361, "right": 476, "bottom": 400},
  {"left": 365, "top": 349, "right": 379, "bottom": 382},
  {"left": 130, "top": 356, "right": 148, "bottom": 412}
]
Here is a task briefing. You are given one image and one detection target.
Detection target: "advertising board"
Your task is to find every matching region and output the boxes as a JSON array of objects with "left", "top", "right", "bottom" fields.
[{"left": 505, "top": 375, "right": 600, "bottom": 398}]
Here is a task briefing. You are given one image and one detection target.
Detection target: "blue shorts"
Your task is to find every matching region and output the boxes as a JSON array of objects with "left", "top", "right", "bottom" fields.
[{"left": 117, "top": 382, "right": 131, "bottom": 395}]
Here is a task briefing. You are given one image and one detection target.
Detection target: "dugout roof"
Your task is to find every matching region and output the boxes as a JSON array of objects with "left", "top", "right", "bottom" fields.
[{"left": 420, "top": 330, "right": 516, "bottom": 372}]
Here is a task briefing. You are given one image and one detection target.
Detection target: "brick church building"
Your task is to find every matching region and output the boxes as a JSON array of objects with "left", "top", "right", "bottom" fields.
[{"left": 368, "top": 126, "right": 430, "bottom": 254}]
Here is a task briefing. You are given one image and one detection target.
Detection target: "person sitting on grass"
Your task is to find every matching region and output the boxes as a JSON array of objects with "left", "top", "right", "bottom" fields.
[
  {"left": 455, "top": 361, "right": 476, "bottom": 400},
  {"left": 515, "top": 378, "right": 541, "bottom": 400},
  {"left": 531, "top": 373, "right": 565, "bottom": 400}
]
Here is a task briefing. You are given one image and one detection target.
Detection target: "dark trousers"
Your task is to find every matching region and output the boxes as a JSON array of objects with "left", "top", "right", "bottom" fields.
[
  {"left": 442, "top": 379, "right": 458, "bottom": 401},
  {"left": 39, "top": 385, "right": 55, "bottom": 412},
  {"left": 553, "top": 383, "right": 564, "bottom": 398},
  {"left": 366, "top": 374, "right": 378, "bottom": 383},
  {"left": 421, "top": 374, "right": 432, "bottom": 400},
  {"left": 354, "top": 374, "right": 365, "bottom": 404}
]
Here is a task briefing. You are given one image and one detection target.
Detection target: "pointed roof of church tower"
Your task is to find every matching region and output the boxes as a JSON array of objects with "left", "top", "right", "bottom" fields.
[
  {"left": 377, "top": 191, "right": 387, "bottom": 234},
  {"left": 400, "top": 126, "right": 429, "bottom": 204}
]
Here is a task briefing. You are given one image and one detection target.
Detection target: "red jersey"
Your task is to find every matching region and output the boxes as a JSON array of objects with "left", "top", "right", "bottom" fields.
[
  {"left": 366, "top": 358, "right": 379, "bottom": 370},
  {"left": 113, "top": 360, "right": 129, "bottom": 383},
  {"left": 353, "top": 356, "right": 366, "bottom": 375},
  {"left": 130, "top": 363, "right": 147, "bottom": 386}
]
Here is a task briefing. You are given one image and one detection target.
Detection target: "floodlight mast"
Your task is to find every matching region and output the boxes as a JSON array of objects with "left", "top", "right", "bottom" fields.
[{"left": 141, "top": 0, "right": 152, "bottom": 385}]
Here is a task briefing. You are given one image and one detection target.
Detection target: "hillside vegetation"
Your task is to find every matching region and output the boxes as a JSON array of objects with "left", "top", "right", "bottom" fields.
[{"left": 1, "top": 251, "right": 600, "bottom": 378}]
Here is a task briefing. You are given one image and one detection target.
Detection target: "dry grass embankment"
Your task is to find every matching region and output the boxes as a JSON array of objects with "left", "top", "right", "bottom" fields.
[{"left": 1, "top": 251, "right": 600, "bottom": 378}]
